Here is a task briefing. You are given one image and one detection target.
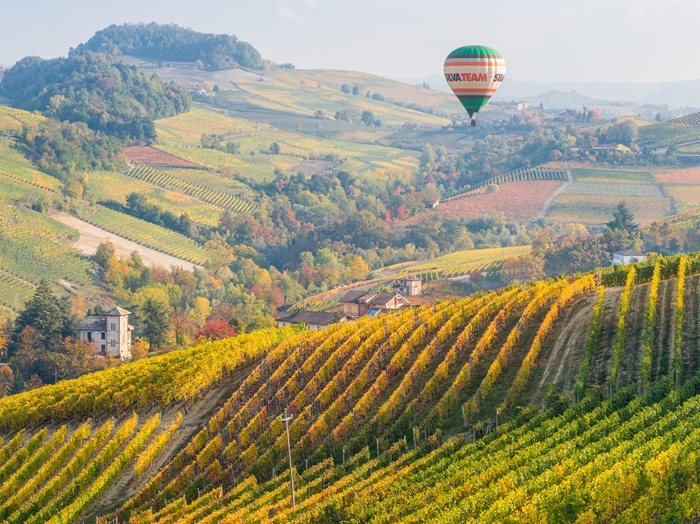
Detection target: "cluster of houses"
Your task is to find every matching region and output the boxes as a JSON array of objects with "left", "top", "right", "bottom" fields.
[{"left": 276, "top": 276, "right": 422, "bottom": 330}]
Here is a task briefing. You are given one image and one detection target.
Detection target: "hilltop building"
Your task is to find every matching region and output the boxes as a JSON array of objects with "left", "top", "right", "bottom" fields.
[
  {"left": 397, "top": 276, "right": 422, "bottom": 296},
  {"left": 611, "top": 250, "right": 647, "bottom": 266},
  {"left": 78, "top": 307, "right": 133, "bottom": 360},
  {"left": 275, "top": 311, "right": 352, "bottom": 330},
  {"left": 339, "top": 291, "right": 410, "bottom": 317}
]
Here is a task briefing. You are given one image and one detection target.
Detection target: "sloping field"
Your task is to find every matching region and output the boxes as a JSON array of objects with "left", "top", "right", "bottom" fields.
[
  {"left": 123, "top": 146, "right": 202, "bottom": 168},
  {"left": 48, "top": 211, "right": 202, "bottom": 271},
  {"left": 406, "top": 180, "right": 564, "bottom": 224},
  {"left": 546, "top": 194, "right": 670, "bottom": 224},
  {"left": 231, "top": 68, "right": 454, "bottom": 127},
  {"left": 2, "top": 255, "right": 700, "bottom": 521},
  {"left": 0, "top": 206, "right": 94, "bottom": 294},
  {"left": 76, "top": 206, "right": 209, "bottom": 266}
]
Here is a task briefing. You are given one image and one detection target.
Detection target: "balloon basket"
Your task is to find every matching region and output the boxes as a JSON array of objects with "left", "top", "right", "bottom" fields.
[{"left": 470, "top": 118, "right": 476, "bottom": 127}]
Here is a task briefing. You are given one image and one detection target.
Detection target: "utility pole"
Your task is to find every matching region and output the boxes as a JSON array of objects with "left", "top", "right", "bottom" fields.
[{"left": 281, "top": 408, "right": 296, "bottom": 508}]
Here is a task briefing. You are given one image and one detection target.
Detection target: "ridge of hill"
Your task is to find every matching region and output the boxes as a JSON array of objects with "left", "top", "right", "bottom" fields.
[
  {"left": 72, "top": 23, "right": 262, "bottom": 70},
  {"left": 2, "top": 253, "right": 700, "bottom": 521}
]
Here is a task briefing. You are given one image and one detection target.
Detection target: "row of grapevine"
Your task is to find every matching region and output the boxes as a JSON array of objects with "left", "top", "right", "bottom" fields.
[
  {"left": 124, "top": 165, "right": 257, "bottom": 213},
  {"left": 0, "top": 326, "right": 302, "bottom": 430},
  {"left": 160, "top": 374, "right": 700, "bottom": 523},
  {"left": 463, "top": 280, "right": 567, "bottom": 421},
  {"left": 673, "top": 256, "right": 686, "bottom": 376},
  {"left": 575, "top": 286, "right": 605, "bottom": 395},
  {"left": 640, "top": 264, "right": 661, "bottom": 390},
  {"left": 643, "top": 130, "right": 700, "bottom": 149},
  {"left": 608, "top": 267, "right": 636, "bottom": 390}
]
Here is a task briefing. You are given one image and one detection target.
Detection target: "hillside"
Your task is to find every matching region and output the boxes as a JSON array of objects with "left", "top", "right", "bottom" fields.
[
  {"left": 1, "top": 253, "right": 700, "bottom": 521},
  {"left": 73, "top": 23, "right": 262, "bottom": 70}
]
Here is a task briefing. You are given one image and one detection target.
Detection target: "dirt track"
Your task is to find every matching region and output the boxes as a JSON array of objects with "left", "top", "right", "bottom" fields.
[
  {"left": 48, "top": 211, "right": 200, "bottom": 271},
  {"left": 535, "top": 291, "right": 597, "bottom": 400}
]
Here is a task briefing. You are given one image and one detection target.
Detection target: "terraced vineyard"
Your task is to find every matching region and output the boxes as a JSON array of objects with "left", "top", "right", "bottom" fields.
[
  {"left": 2, "top": 254, "right": 700, "bottom": 521},
  {"left": 76, "top": 206, "right": 209, "bottom": 266},
  {"left": 123, "top": 165, "right": 257, "bottom": 214}
]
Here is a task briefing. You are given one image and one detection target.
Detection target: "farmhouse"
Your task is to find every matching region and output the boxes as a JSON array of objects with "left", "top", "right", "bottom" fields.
[
  {"left": 78, "top": 307, "right": 133, "bottom": 360},
  {"left": 275, "top": 311, "right": 351, "bottom": 330},
  {"left": 397, "top": 276, "right": 422, "bottom": 296},
  {"left": 339, "top": 291, "right": 410, "bottom": 317},
  {"left": 611, "top": 250, "right": 648, "bottom": 266}
]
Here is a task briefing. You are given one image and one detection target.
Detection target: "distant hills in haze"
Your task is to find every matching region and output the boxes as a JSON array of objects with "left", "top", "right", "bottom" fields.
[{"left": 399, "top": 74, "right": 700, "bottom": 111}]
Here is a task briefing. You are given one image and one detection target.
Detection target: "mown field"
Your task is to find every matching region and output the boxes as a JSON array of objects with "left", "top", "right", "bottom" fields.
[{"left": 2, "top": 254, "right": 700, "bottom": 521}]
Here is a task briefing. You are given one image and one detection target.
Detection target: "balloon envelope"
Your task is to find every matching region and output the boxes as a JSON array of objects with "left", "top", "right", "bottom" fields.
[{"left": 444, "top": 45, "right": 506, "bottom": 118}]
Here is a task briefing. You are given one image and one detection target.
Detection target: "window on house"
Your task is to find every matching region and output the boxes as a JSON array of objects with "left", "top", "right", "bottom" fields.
[
  {"left": 101, "top": 345, "right": 106, "bottom": 351},
  {"left": 101, "top": 332, "right": 106, "bottom": 340},
  {"left": 87, "top": 332, "right": 92, "bottom": 342},
  {"left": 111, "top": 340, "right": 116, "bottom": 347},
  {"left": 110, "top": 323, "right": 116, "bottom": 330}
]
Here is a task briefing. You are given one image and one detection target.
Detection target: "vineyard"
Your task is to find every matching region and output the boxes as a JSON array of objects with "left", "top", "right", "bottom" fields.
[
  {"left": 76, "top": 206, "right": 209, "bottom": 267},
  {"left": 669, "top": 111, "right": 700, "bottom": 125},
  {"left": 123, "top": 165, "right": 257, "bottom": 214},
  {"left": 444, "top": 166, "right": 569, "bottom": 202},
  {"left": 87, "top": 171, "right": 221, "bottom": 228},
  {"left": 407, "top": 180, "right": 564, "bottom": 224},
  {"left": 546, "top": 193, "right": 670, "bottom": 224},
  {"left": 0, "top": 206, "right": 94, "bottom": 291},
  {"left": 1, "top": 253, "right": 700, "bottom": 521}
]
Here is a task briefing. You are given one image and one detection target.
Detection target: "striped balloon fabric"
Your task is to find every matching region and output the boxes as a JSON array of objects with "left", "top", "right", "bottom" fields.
[{"left": 444, "top": 45, "right": 506, "bottom": 120}]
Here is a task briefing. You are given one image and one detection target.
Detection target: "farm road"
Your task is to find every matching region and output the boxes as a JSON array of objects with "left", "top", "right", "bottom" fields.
[{"left": 48, "top": 211, "right": 200, "bottom": 271}]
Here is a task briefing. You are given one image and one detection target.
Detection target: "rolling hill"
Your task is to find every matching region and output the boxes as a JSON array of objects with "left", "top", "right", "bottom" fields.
[{"left": 2, "top": 253, "right": 700, "bottom": 521}]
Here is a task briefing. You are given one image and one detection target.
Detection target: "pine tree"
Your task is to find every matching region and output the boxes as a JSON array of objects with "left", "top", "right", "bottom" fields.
[
  {"left": 13, "top": 280, "right": 71, "bottom": 349},
  {"left": 606, "top": 201, "right": 638, "bottom": 232},
  {"left": 140, "top": 297, "right": 170, "bottom": 349}
]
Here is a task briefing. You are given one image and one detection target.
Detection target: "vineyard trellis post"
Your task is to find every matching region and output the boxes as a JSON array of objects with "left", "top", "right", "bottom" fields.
[{"left": 280, "top": 408, "right": 296, "bottom": 508}]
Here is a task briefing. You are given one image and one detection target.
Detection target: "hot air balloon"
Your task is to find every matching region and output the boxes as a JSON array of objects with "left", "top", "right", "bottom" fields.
[{"left": 444, "top": 45, "right": 506, "bottom": 126}]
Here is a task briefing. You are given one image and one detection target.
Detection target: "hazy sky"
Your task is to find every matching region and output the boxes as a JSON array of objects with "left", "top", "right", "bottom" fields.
[{"left": 2, "top": 0, "right": 699, "bottom": 83}]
